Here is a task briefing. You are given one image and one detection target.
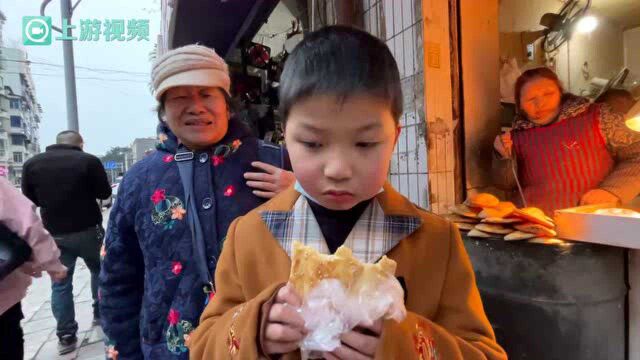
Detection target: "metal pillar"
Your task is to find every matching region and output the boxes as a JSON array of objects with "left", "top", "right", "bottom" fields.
[
  {"left": 41, "top": 0, "right": 80, "bottom": 132},
  {"left": 60, "top": 0, "right": 79, "bottom": 131}
]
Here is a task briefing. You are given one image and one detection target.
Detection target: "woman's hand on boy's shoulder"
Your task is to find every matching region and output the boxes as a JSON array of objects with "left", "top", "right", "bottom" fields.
[
  {"left": 323, "top": 319, "right": 383, "bottom": 360},
  {"left": 263, "top": 283, "right": 308, "bottom": 355},
  {"left": 245, "top": 162, "right": 296, "bottom": 199}
]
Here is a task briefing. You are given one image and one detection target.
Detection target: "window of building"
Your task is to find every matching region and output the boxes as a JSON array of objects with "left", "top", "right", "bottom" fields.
[
  {"left": 10, "top": 135, "right": 24, "bottom": 146},
  {"left": 13, "top": 152, "right": 23, "bottom": 163},
  {"left": 0, "top": 139, "right": 5, "bottom": 157},
  {"left": 9, "top": 99, "right": 21, "bottom": 109},
  {"left": 10, "top": 116, "right": 22, "bottom": 127}
]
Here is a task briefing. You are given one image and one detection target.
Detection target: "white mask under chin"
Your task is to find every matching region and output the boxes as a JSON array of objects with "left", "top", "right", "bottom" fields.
[{"left": 294, "top": 181, "right": 321, "bottom": 205}]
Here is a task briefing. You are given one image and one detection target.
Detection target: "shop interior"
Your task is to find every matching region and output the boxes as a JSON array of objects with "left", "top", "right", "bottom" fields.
[
  {"left": 225, "top": 2, "right": 306, "bottom": 144},
  {"left": 498, "top": 0, "right": 640, "bottom": 128}
]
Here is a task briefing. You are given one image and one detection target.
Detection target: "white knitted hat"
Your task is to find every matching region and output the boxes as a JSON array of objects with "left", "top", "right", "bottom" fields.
[{"left": 151, "top": 44, "right": 231, "bottom": 100}]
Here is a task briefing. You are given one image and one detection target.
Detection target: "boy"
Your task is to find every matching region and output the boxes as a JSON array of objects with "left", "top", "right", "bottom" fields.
[{"left": 188, "top": 26, "right": 506, "bottom": 360}]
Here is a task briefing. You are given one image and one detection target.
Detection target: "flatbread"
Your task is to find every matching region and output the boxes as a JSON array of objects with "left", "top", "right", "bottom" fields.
[
  {"left": 510, "top": 208, "right": 555, "bottom": 228},
  {"left": 514, "top": 223, "right": 558, "bottom": 237},
  {"left": 475, "top": 223, "right": 514, "bottom": 235},
  {"left": 481, "top": 217, "right": 522, "bottom": 224},
  {"left": 289, "top": 241, "right": 397, "bottom": 298},
  {"left": 520, "top": 207, "right": 546, "bottom": 218},
  {"left": 527, "top": 237, "right": 564, "bottom": 245},
  {"left": 504, "top": 231, "right": 537, "bottom": 241},
  {"left": 478, "top": 202, "right": 516, "bottom": 219},
  {"left": 465, "top": 193, "right": 500, "bottom": 208},
  {"left": 449, "top": 204, "right": 480, "bottom": 219},
  {"left": 454, "top": 223, "right": 476, "bottom": 231},
  {"left": 468, "top": 229, "right": 492, "bottom": 238},
  {"left": 478, "top": 208, "right": 506, "bottom": 219},
  {"left": 444, "top": 214, "right": 479, "bottom": 224}
]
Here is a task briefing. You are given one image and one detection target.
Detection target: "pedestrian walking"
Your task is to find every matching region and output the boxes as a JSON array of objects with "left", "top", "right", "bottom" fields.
[
  {"left": 22, "top": 131, "right": 111, "bottom": 355},
  {"left": 0, "top": 177, "right": 67, "bottom": 360}
]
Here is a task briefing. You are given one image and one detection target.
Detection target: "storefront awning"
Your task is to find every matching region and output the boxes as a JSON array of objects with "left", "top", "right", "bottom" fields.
[{"left": 169, "top": 0, "right": 280, "bottom": 58}]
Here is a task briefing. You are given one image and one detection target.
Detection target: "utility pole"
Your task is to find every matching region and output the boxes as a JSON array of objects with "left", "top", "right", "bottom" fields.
[
  {"left": 59, "top": 0, "right": 79, "bottom": 132},
  {"left": 41, "top": 0, "right": 80, "bottom": 132}
]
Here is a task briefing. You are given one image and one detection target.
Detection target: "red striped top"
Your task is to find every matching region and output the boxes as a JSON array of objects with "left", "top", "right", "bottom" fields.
[{"left": 512, "top": 104, "right": 614, "bottom": 214}]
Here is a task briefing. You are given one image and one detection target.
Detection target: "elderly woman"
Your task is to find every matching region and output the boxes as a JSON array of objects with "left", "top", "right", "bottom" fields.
[
  {"left": 99, "top": 45, "right": 294, "bottom": 359},
  {"left": 494, "top": 67, "right": 640, "bottom": 214}
]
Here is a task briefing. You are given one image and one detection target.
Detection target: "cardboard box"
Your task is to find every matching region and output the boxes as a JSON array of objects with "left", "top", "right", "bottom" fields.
[{"left": 554, "top": 203, "right": 640, "bottom": 249}]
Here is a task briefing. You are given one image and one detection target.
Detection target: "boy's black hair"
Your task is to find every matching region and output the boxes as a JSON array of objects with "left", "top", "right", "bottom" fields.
[{"left": 279, "top": 25, "right": 403, "bottom": 125}]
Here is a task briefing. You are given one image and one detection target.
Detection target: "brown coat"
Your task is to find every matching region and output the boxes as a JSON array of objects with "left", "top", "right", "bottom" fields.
[{"left": 188, "top": 184, "right": 507, "bottom": 360}]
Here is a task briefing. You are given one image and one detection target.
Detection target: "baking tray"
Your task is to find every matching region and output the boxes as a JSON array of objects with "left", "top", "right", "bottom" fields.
[{"left": 555, "top": 203, "right": 640, "bottom": 249}]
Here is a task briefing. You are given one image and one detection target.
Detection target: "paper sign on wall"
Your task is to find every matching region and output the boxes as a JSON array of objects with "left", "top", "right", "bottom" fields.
[{"left": 427, "top": 42, "right": 441, "bottom": 69}]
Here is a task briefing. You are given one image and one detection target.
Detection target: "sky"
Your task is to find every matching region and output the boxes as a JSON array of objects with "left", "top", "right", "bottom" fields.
[{"left": 1, "top": 0, "right": 161, "bottom": 156}]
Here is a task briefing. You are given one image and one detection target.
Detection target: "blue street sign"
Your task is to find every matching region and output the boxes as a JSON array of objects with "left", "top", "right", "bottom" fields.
[{"left": 104, "top": 161, "right": 117, "bottom": 170}]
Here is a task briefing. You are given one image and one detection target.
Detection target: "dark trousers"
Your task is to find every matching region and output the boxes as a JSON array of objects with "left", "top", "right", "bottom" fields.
[
  {"left": 0, "top": 302, "right": 24, "bottom": 360},
  {"left": 51, "top": 226, "right": 103, "bottom": 339}
]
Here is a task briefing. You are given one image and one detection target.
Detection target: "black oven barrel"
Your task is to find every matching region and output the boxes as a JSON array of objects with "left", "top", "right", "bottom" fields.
[{"left": 462, "top": 235, "right": 627, "bottom": 360}]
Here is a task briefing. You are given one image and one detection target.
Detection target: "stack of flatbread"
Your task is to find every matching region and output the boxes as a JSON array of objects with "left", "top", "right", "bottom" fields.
[{"left": 445, "top": 193, "right": 557, "bottom": 242}]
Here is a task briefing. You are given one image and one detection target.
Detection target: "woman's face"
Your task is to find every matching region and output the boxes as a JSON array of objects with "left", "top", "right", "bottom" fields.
[
  {"left": 520, "top": 77, "right": 562, "bottom": 126},
  {"left": 162, "top": 86, "right": 229, "bottom": 150}
]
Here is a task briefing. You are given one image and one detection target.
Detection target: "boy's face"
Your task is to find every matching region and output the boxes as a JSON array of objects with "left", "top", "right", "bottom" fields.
[{"left": 285, "top": 94, "right": 400, "bottom": 210}]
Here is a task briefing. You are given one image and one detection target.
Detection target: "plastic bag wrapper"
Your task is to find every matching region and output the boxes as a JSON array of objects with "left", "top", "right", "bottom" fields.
[
  {"left": 298, "top": 275, "right": 406, "bottom": 355},
  {"left": 500, "top": 57, "right": 521, "bottom": 104}
]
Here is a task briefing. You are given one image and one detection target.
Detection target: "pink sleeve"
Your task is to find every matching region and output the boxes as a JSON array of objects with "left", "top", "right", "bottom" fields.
[{"left": 0, "top": 178, "right": 66, "bottom": 273}]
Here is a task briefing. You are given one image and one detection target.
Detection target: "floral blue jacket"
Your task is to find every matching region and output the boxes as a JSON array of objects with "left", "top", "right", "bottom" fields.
[{"left": 99, "top": 119, "right": 289, "bottom": 359}]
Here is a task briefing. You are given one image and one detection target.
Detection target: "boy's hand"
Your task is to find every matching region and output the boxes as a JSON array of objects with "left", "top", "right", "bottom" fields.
[
  {"left": 323, "top": 319, "right": 383, "bottom": 360},
  {"left": 263, "top": 284, "right": 307, "bottom": 355},
  {"left": 245, "top": 162, "right": 296, "bottom": 199}
]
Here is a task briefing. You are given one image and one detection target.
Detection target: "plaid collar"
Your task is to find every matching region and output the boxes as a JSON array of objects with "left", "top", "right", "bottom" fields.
[{"left": 260, "top": 194, "right": 422, "bottom": 263}]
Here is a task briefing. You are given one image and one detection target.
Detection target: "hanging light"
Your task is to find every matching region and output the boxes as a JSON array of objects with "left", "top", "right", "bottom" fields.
[
  {"left": 576, "top": 15, "right": 598, "bottom": 34},
  {"left": 626, "top": 101, "right": 640, "bottom": 132}
]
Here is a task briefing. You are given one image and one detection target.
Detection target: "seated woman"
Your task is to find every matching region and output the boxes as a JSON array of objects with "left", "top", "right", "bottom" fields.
[{"left": 494, "top": 67, "right": 640, "bottom": 214}]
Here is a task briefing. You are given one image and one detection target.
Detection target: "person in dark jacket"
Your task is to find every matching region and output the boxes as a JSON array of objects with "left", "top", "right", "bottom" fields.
[
  {"left": 99, "top": 44, "right": 294, "bottom": 360},
  {"left": 22, "top": 130, "right": 111, "bottom": 355}
]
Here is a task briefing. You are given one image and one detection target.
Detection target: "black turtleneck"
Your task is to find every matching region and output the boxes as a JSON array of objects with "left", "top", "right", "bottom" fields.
[{"left": 307, "top": 199, "right": 372, "bottom": 254}]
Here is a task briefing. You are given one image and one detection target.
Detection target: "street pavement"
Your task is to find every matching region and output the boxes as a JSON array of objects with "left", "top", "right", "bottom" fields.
[{"left": 21, "top": 207, "right": 111, "bottom": 360}]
